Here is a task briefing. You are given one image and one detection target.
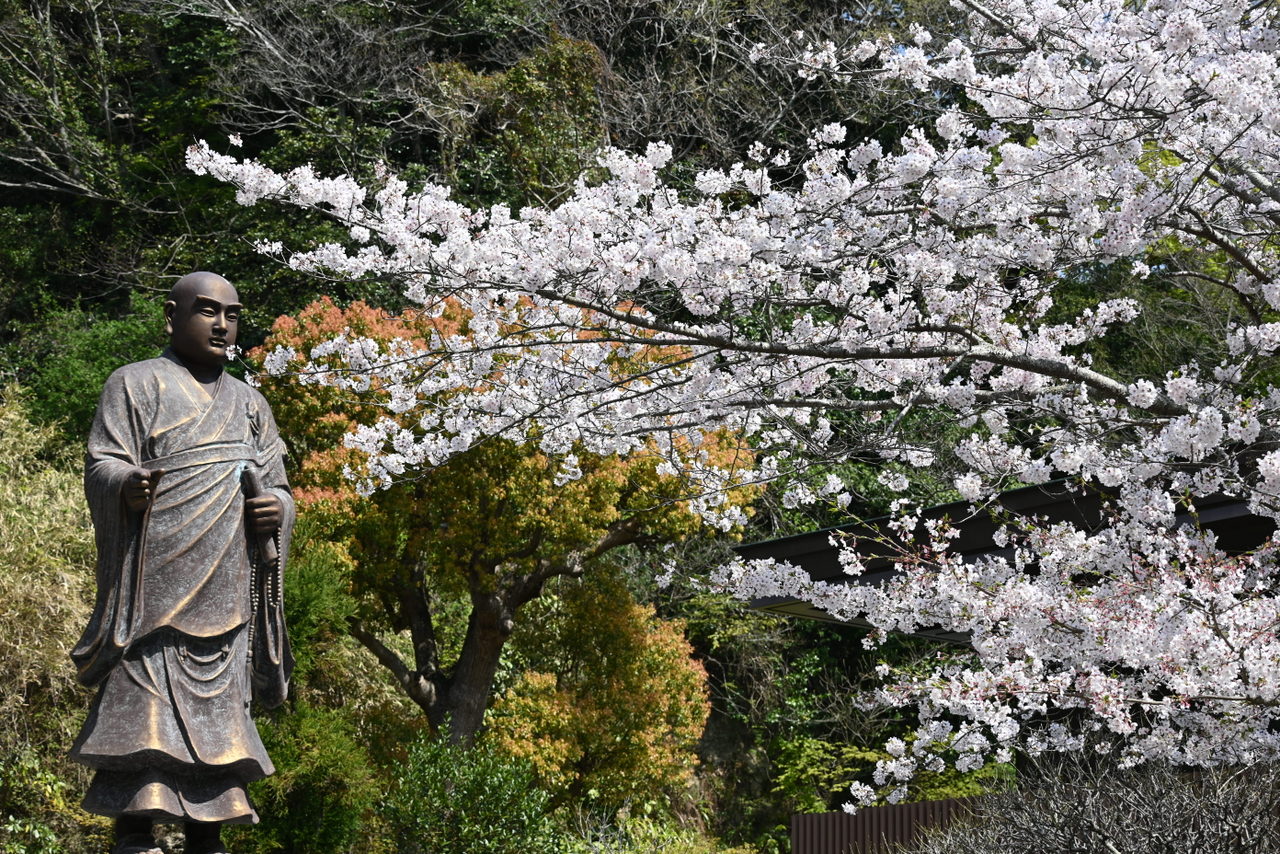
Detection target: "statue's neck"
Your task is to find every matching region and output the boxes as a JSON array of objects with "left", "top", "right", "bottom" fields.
[
  {"left": 189, "top": 367, "right": 223, "bottom": 391},
  {"left": 165, "top": 348, "right": 223, "bottom": 390}
]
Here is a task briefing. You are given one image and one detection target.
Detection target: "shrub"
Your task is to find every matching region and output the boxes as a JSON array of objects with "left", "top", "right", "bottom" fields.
[
  {"left": 487, "top": 570, "right": 709, "bottom": 812},
  {"left": 907, "top": 755, "right": 1280, "bottom": 854},
  {"left": 0, "top": 388, "right": 109, "bottom": 853},
  {"left": 5, "top": 295, "right": 165, "bottom": 440},
  {"left": 560, "top": 813, "right": 759, "bottom": 854},
  {"left": 0, "top": 388, "right": 95, "bottom": 747},
  {"left": 382, "top": 734, "right": 558, "bottom": 854},
  {"left": 0, "top": 753, "right": 72, "bottom": 854},
  {"left": 228, "top": 701, "right": 383, "bottom": 854}
]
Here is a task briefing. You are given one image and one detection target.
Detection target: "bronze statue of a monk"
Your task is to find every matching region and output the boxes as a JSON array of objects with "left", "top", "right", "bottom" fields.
[{"left": 70, "top": 272, "right": 294, "bottom": 854}]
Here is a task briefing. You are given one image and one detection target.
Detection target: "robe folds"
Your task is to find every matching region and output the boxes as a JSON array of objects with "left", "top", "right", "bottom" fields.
[{"left": 70, "top": 350, "right": 294, "bottom": 824}]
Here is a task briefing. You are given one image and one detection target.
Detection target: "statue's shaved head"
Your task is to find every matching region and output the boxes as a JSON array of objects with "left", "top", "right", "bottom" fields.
[
  {"left": 164, "top": 272, "right": 242, "bottom": 376},
  {"left": 168, "top": 271, "right": 238, "bottom": 310}
]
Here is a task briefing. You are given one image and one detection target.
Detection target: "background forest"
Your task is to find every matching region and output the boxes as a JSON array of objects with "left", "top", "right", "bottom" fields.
[{"left": 0, "top": 1, "right": 1000, "bottom": 852}]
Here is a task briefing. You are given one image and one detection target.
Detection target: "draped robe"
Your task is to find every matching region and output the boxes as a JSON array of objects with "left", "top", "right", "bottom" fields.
[{"left": 70, "top": 350, "right": 294, "bottom": 824}]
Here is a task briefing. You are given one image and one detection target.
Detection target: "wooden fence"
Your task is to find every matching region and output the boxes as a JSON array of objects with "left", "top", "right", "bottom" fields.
[{"left": 790, "top": 797, "right": 978, "bottom": 854}]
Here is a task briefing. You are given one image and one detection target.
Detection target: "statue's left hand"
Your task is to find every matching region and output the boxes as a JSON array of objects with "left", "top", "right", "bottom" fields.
[{"left": 246, "top": 493, "right": 283, "bottom": 533}]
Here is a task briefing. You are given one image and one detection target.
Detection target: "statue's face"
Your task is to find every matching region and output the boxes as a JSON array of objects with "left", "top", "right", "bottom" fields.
[{"left": 166, "top": 275, "right": 241, "bottom": 371}]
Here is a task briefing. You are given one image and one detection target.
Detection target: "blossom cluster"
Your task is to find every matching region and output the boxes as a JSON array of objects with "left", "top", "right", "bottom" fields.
[{"left": 189, "top": 0, "right": 1280, "bottom": 801}]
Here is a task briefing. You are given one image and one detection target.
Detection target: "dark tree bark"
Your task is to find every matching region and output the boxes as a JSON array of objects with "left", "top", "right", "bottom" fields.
[
  {"left": 345, "top": 518, "right": 644, "bottom": 744},
  {"left": 440, "top": 588, "right": 516, "bottom": 742}
]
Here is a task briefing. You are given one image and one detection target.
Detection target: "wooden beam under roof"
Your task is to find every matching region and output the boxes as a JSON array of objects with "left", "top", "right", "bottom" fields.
[{"left": 736, "top": 481, "right": 1276, "bottom": 643}]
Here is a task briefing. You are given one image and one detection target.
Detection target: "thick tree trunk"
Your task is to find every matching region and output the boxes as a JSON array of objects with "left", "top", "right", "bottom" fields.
[
  {"left": 441, "top": 589, "right": 515, "bottom": 744},
  {"left": 349, "top": 524, "right": 640, "bottom": 743}
]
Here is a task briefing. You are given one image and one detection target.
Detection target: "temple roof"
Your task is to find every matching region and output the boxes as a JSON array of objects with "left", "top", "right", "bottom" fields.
[{"left": 736, "top": 482, "right": 1275, "bottom": 643}]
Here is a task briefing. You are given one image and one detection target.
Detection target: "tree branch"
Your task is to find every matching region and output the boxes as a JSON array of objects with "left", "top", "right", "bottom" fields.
[{"left": 347, "top": 616, "right": 440, "bottom": 720}]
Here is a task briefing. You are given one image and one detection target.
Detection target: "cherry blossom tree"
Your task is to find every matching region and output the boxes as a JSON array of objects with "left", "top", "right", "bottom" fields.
[{"left": 188, "top": 0, "right": 1280, "bottom": 805}]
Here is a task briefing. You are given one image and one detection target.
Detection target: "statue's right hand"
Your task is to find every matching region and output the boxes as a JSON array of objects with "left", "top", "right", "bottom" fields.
[{"left": 123, "top": 467, "right": 163, "bottom": 512}]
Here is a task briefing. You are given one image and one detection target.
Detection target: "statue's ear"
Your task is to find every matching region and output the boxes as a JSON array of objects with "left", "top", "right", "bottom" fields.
[{"left": 163, "top": 300, "right": 176, "bottom": 336}]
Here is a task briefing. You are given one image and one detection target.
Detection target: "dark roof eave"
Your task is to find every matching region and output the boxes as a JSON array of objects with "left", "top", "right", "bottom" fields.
[{"left": 738, "top": 482, "right": 1271, "bottom": 635}]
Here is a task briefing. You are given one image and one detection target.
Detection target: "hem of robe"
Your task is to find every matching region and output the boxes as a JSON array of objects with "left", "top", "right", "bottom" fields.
[
  {"left": 82, "top": 766, "right": 259, "bottom": 824},
  {"left": 70, "top": 627, "right": 273, "bottom": 827},
  {"left": 70, "top": 627, "right": 273, "bottom": 776},
  {"left": 72, "top": 747, "right": 270, "bottom": 780}
]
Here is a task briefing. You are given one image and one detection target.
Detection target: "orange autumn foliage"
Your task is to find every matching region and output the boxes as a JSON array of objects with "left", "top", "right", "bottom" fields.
[
  {"left": 485, "top": 570, "right": 710, "bottom": 810},
  {"left": 251, "top": 298, "right": 758, "bottom": 588},
  {"left": 247, "top": 298, "right": 756, "bottom": 743}
]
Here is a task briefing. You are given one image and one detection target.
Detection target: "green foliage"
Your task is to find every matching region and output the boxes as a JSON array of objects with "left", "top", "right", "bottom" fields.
[
  {"left": 488, "top": 569, "right": 710, "bottom": 811},
  {"left": 643, "top": 574, "right": 998, "bottom": 851},
  {"left": 0, "top": 2, "right": 227, "bottom": 325},
  {"left": 230, "top": 701, "right": 382, "bottom": 854},
  {"left": 0, "top": 0, "right": 124, "bottom": 197},
  {"left": 561, "top": 814, "right": 759, "bottom": 854},
  {"left": 228, "top": 470, "right": 417, "bottom": 854},
  {"left": 4, "top": 295, "right": 165, "bottom": 439},
  {"left": 441, "top": 0, "right": 534, "bottom": 40},
  {"left": 260, "top": 106, "right": 395, "bottom": 178},
  {"left": 0, "top": 388, "right": 109, "bottom": 854},
  {"left": 281, "top": 515, "right": 360, "bottom": 684},
  {"left": 0, "top": 207, "right": 54, "bottom": 333},
  {"left": 271, "top": 509, "right": 426, "bottom": 775},
  {"left": 0, "top": 750, "right": 110, "bottom": 854},
  {"left": 769, "top": 736, "right": 865, "bottom": 815},
  {"left": 383, "top": 735, "right": 559, "bottom": 854},
  {"left": 771, "top": 735, "right": 1011, "bottom": 814},
  {"left": 0, "top": 1, "right": 408, "bottom": 367},
  {"left": 426, "top": 35, "right": 606, "bottom": 208},
  {"left": 0, "top": 753, "right": 72, "bottom": 854},
  {"left": 0, "top": 388, "right": 94, "bottom": 746},
  {"left": 0, "top": 748, "right": 108, "bottom": 854},
  {"left": 1040, "top": 251, "right": 1253, "bottom": 388}
]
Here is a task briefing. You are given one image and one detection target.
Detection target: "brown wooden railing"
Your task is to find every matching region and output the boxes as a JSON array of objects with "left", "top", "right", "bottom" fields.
[{"left": 790, "top": 797, "right": 978, "bottom": 854}]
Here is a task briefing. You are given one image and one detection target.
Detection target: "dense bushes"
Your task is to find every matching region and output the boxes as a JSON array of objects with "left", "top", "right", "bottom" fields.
[
  {"left": 383, "top": 736, "right": 560, "bottom": 854},
  {"left": 489, "top": 570, "right": 709, "bottom": 812},
  {"left": 909, "top": 756, "right": 1280, "bottom": 854},
  {"left": 0, "top": 389, "right": 108, "bottom": 852},
  {"left": 229, "top": 702, "right": 384, "bottom": 854},
  {"left": 2, "top": 296, "right": 166, "bottom": 438}
]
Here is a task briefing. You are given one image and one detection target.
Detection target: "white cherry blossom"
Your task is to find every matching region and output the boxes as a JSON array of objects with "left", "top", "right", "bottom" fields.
[{"left": 188, "top": 0, "right": 1280, "bottom": 803}]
